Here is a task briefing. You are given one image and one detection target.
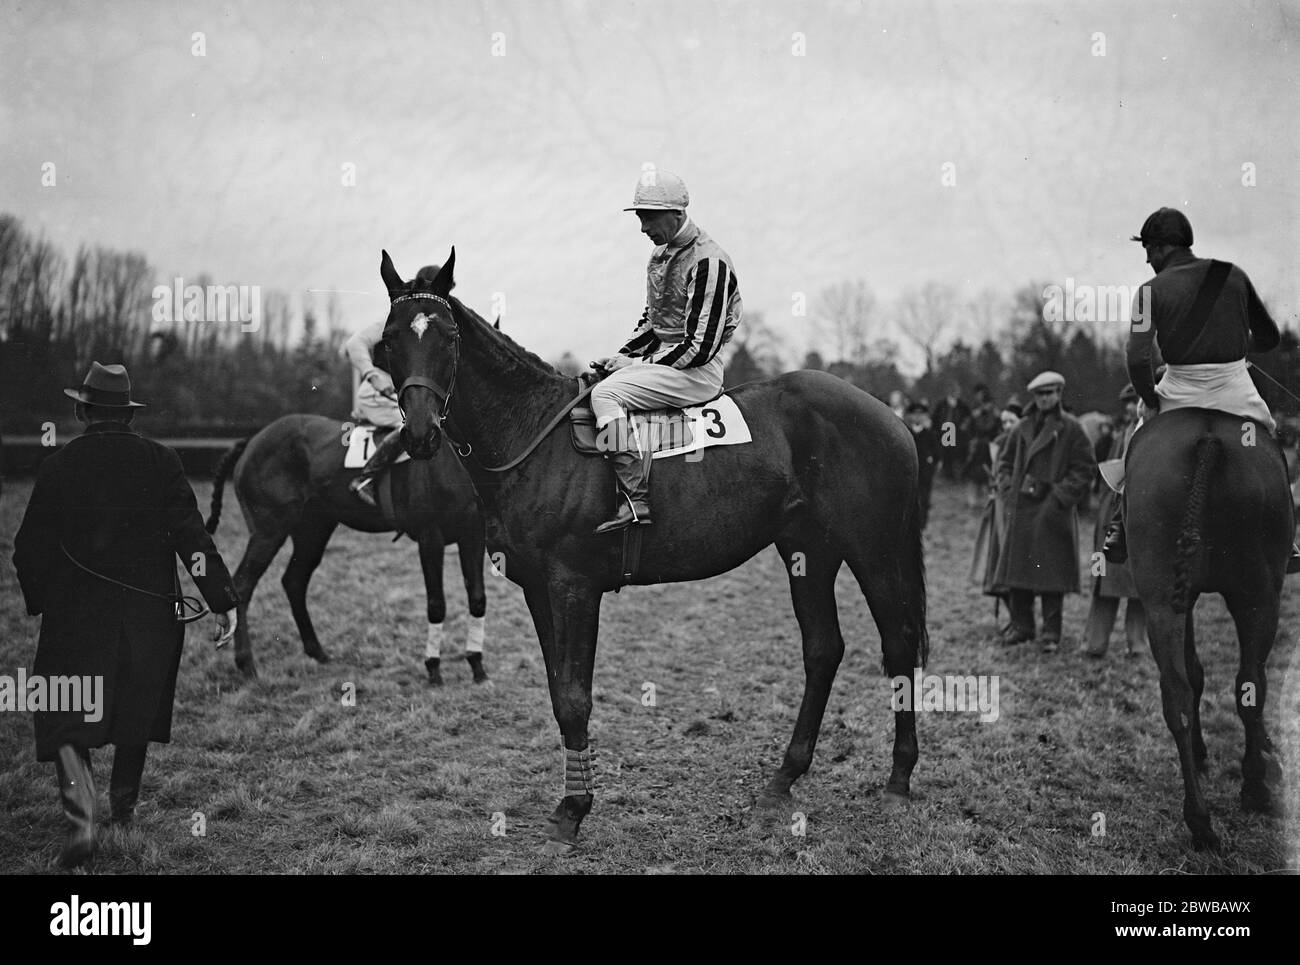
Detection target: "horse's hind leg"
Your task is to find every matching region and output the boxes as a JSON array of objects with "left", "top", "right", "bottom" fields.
[
  {"left": 457, "top": 526, "right": 489, "bottom": 684},
  {"left": 1185, "top": 611, "right": 1208, "bottom": 775},
  {"left": 1224, "top": 591, "right": 1282, "bottom": 814},
  {"left": 281, "top": 506, "right": 338, "bottom": 664},
  {"left": 846, "top": 552, "right": 919, "bottom": 807},
  {"left": 230, "top": 524, "right": 293, "bottom": 678},
  {"left": 1147, "top": 602, "right": 1219, "bottom": 850},
  {"left": 758, "top": 539, "right": 845, "bottom": 808}
]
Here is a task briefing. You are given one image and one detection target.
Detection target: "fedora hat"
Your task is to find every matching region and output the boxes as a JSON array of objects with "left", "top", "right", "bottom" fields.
[{"left": 63, "top": 361, "right": 146, "bottom": 408}]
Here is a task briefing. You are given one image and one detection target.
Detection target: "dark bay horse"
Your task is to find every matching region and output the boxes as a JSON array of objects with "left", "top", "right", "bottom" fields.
[
  {"left": 1125, "top": 408, "right": 1291, "bottom": 850},
  {"left": 205, "top": 414, "right": 489, "bottom": 684},
  {"left": 378, "top": 249, "right": 928, "bottom": 852}
]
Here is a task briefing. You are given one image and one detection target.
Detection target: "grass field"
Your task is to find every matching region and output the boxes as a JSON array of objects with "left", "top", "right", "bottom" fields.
[{"left": 1, "top": 475, "right": 1296, "bottom": 874}]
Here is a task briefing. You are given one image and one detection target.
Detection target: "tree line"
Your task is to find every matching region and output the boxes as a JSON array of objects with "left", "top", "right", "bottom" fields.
[{"left": 2, "top": 211, "right": 1296, "bottom": 438}]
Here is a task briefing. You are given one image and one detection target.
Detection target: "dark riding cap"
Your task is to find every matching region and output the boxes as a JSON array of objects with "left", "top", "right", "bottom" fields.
[
  {"left": 905, "top": 401, "right": 930, "bottom": 415},
  {"left": 1131, "top": 207, "right": 1193, "bottom": 247}
]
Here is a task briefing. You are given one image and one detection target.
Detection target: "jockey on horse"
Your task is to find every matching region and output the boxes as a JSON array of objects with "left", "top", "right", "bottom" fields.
[
  {"left": 588, "top": 169, "right": 743, "bottom": 533},
  {"left": 348, "top": 264, "right": 443, "bottom": 505},
  {"left": 1103, "top": 207, "right": 1300, "bottom": 572}
]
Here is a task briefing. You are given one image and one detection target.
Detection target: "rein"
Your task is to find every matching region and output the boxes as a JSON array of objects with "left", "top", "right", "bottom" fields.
[
  {"left": 389, "top": 291, "right": 595, "bottom": 473},
  {"left": 61, "top": 544, "right": 208, "bottom": 623}
]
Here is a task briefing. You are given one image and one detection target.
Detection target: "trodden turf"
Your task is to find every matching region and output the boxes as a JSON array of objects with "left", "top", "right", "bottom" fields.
[{"left": 1, "top": 475, "right": 1295, "bottom": 874}]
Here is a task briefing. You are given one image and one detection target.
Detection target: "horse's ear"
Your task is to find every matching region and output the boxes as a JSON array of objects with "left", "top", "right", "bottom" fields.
[
  {"left": 380, "top": 249, "right": 404, "bottom": 299},
  {"left": 493, "top": 315, "right": 501, "bottom": 330},
  {"left": 429, "top": 247, "right": 455, "bottom": 296}
]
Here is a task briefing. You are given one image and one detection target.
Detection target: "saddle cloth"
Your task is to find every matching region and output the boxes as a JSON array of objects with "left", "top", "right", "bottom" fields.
[
  {"left": 570, "top": 394, "right": 752, "bottom": 460},
  {"left": 344, "top": 424, "right": 412, "bottom": 469}
]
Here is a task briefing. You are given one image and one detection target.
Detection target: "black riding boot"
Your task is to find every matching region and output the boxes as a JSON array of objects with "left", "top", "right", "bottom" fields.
[
  {"left": 54, "top": 745, "right": 96, "bottom": 868},
  {"left": 350, "top": 428, "right": 404, "bottom": 507},
  {"left": 594, "top": 420, "right": 651, "bottom": 534},
  {"left": 110, "top": 744, "right": 148, "bottom": 826}
]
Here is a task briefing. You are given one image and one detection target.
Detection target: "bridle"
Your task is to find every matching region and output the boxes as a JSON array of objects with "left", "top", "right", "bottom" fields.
[
  {"left": 385, "top": 290, "right": 596, "bottom": 471},
  {"left": 388, "top": 291, "right": 472, "bottom": 458}
]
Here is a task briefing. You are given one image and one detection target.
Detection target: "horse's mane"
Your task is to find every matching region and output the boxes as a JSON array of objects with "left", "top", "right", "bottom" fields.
[{"left": 447, "top": 295, "right": 574, "bottom": 389}]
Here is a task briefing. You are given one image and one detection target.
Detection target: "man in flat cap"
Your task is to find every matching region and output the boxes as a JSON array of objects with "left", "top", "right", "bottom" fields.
[
  {"left": 990, "top": 371, "right": 1096, "bottom": 652},
  {"left": 588, "top": 169, "right": 742, "bottom": 533},
  {"left": 13, "top": 362, "right": 239, "bottom": 867},
  {"left": 1104, "top": 207, "right": 1300, "bottom": 570}
]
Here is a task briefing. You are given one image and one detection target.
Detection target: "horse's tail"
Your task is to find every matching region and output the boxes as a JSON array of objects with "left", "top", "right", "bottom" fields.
[
  {"left": 205, "top": 437, "right": 250, "bottom": 534},
  {"left": 900, "top": 493, "right": 930, "bottom": 670},
  {"left": 1172, "top": 434, "right": 1221, "bottom": 614}
]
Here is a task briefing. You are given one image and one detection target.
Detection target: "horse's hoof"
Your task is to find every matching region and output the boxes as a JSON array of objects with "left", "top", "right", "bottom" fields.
[
  {"left": 305, "top": 650, "right": 330, "bottom": 664},
  {"left": 236, "top": 661, "right": 258, "bottom": 680},
  {"left": 426, "top": 674, "right": 444, "bottom": 688},
  {"left": 1241, "top": 785, "right": 1277, "bottom": 816},
  {"left": 538, "top": 838, "right": 576, "bottom": 857},
  {"left": 881, "top": 789, "right": 911, "bottom": 811},
  {"left": 755, "top": 789, "right": 792, "bottom": 811},
  {"left": 1191, "top": 829, "right": 1222, "bottom": 852}
]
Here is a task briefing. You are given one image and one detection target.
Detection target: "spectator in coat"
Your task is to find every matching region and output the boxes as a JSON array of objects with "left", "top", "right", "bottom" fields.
[
  {"left": 962, "top": 383, "right": 1001, "bottom": 508},
  {"left": 990, "top": 371, "right": 1097, "bottom": 653},
  {"left": 904, "top": 400, "right": 942, "bottom": 530},
  {"left": 931, "top": 381, "right": 972, "bottom": 481},
  {"left": 12, "top": 362, "right": 239, "bottom": 867},
  {"left": 1084, "top": 383, "right": 1146, "bottom": 657},
  {"left": 971, "top": 401, "right": 1022, "bottom": 606}
]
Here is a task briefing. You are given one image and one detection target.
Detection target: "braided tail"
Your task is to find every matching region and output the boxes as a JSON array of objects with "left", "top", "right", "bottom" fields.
[
  {"left": 205, "top": 437, "right": 249, "bottom": 534},
  {"left": 1172, "top": 434, "right": 1221, "bottom": 614}
]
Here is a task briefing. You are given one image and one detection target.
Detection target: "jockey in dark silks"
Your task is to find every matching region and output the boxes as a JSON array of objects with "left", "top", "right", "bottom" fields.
[
  {"left": 1103, "top": 207, "right": 1300, "bottom": 572},
  {"left": 347, "top": 265, "right": 443, "bottom": 506}
]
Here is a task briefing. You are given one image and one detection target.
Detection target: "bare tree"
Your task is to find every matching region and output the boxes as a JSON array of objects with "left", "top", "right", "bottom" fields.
[
  {"left": 815, "top": 280, "right": 876, "bottom": 366},
  {"left": 894, "top": 281, "right": 958, "bottom": 376}
]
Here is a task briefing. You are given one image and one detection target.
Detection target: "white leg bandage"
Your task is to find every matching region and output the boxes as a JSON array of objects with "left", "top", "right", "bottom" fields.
[
  {"left": 425, "top": 622, "right": 445, "bottom": 660},
  {"left": 466, "top": 614, "right": 485, "bottom": 654}
]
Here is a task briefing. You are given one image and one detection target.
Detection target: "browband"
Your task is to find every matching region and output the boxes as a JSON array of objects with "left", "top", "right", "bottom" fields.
[{"left": 391, "top": 292, "right": 451, "bottom": 309}]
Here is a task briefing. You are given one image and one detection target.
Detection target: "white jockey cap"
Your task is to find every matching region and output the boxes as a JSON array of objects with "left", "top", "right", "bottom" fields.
[
  {"left": 1026, "top": 370, "right": 1066, "bottom": 391},
  {"left": 623, "top": 170, "right": 689, "bottom": 212}
]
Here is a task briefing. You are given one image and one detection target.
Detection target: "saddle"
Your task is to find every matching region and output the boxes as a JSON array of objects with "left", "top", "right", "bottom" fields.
[
  {"left": 343, "top": 423, "right": 410, "bottom": 469},
  {"left": 569, "top": 393, "right": 752, "bottom": 459}
]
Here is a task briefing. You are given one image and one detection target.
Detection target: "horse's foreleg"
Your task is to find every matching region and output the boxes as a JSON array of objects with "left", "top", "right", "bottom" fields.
[
  {"left": 1226, "top": 592, "right": 1281, "bottom": 814},
  {"left": 282, "top": 511, "right": 338, "bottom": 664},
  {"left": 759, "top": 541, "right": 845, "bottom": 808},
  {"left": 458, "top": 528, "right": 489, "bottom": 684},
  {"left": 416, "top": 529, "right": 447, "bottom": 686},
  {"left": 1147, "top": 604, "right": 1219, "bottom": 850},
  {"left": 231, "top": 527, "right": 292, "bottom": 678},
  {"left": 535, "top": 579, "right": 601, "bottom": 853}
]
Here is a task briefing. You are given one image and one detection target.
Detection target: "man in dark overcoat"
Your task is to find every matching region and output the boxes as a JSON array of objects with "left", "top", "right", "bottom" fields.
[
  {"left": 13, "top": 362, "right": 238, "bottom": 867},
  {"left": 991, "top": 370, "right": 1096, "bottom": 652},
  {"left": 1083, "top": 384, "right": 1146, "bottom": 657}
]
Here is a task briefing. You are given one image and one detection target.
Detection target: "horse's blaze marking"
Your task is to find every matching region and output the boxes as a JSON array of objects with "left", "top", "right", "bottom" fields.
[{"left": 411, "top": 313, "right": 430, "bottom": 339}]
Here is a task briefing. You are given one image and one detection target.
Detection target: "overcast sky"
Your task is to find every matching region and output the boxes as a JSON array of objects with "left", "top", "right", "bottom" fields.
[{"left": 3, "top": 0, "right": 1297, "bottom": 373}]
